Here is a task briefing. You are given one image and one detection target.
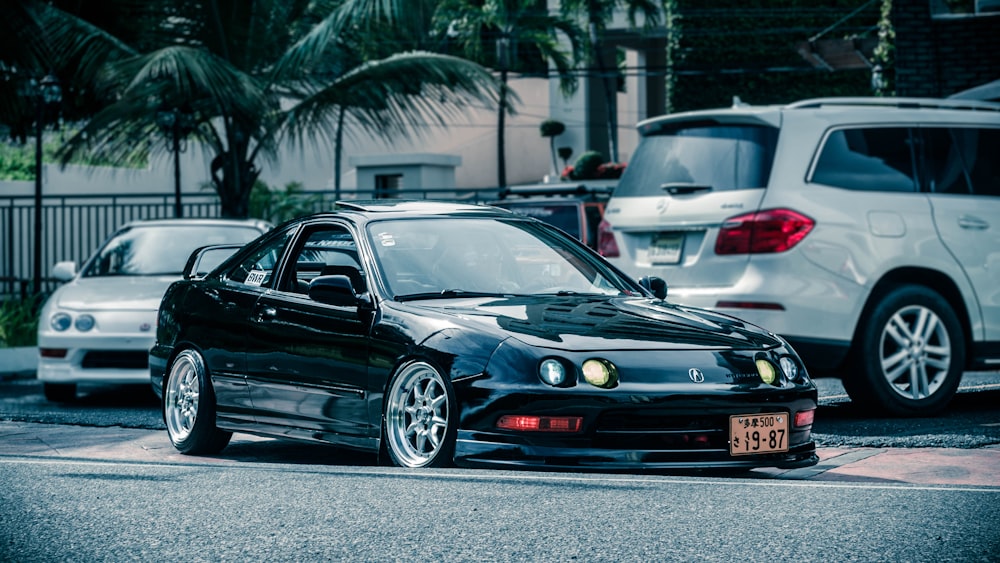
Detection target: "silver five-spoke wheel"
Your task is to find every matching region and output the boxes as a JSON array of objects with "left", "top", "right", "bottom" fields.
[
  {"left": 879, "top": 304, "right": 951, "bottom": 401},
  {"left": 846, "top": 284, "right": 964, "bottom": 417},
  {"left": 384, "top": 361, "right": 455, "bottom": 468}
]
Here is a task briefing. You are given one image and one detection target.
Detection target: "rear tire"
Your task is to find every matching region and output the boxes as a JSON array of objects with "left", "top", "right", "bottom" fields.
[
  {"left": 163, "top": 349, "right": 232, "bottom": 454},
  {"left": 43, "top": 382, "right": 77, "bottom": 402},
  {"left": 844, "top": 285, "right": 964, "bottom": 417},
  {"left": 382, "top": 361, "right": 456, "bottom": 468}
]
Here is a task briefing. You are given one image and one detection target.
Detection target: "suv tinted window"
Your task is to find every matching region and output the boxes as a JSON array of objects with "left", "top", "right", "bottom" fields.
[
  {"left": 614, "top": 124, "right": 778, "bottom": 197},
  {"left": 923, "top": 127, "right": 1000, "bottom": 197},
  {"left": 812, "top": 127, "right": 917, "bottom": 192}
]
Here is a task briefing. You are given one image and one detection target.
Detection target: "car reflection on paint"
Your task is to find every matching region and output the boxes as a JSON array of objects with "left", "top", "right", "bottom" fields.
[{"left": 150, "top": 201, "right": 817, "bottom": 471}]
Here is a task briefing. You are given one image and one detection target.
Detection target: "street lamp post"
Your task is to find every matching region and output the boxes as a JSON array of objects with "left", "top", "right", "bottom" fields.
[
  {"left": 32, "top": 74, "right": 61, "bottom": 295},
  {"left": 156, "top": 107, "right": 195, "bottom": 218}
]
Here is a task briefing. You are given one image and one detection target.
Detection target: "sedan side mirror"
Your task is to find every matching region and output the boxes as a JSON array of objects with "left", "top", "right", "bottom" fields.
[
  {"left": 309, "top": 275, "right": 359, "bottom": 307},
  {"left": 639, "top": 276, "right": 668, "bottom": 300},
  {"left": 51, "top": 261, "right": 77, "bottom": 282}
]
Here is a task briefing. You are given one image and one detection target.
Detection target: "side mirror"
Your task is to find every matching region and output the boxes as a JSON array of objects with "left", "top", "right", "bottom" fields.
[
  {"left": 51, "top": 261, "right": 77, "bottom": 282},
  {"left": 639, "top": 276, "right": 668, "bottom": 300},
  {"left": 308, "top": 275, "right": 359, "bottom": 307}
]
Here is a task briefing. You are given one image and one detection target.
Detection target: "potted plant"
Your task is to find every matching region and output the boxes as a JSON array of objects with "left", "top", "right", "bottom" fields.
[{"left": 539, "top": 119, "right": 566, "bottom": 179}]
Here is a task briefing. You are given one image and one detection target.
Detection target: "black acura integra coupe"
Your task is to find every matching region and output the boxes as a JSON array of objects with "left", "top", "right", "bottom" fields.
[{"left": 151, "top": 201, "right": 818, "bottom": 471}]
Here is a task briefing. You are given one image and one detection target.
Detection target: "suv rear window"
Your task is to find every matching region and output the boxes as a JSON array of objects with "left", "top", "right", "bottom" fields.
[{"left": 614, "top": 124, "right": 779, "bottom": 197}]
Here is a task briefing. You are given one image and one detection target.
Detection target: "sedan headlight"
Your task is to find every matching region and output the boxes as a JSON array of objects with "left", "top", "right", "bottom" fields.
[
  {"left": 74, "top": 314, "right": 95, "bottom": 332},
  {"left": 582, "top": 358, "right": 618, "bottom": 389},
  {"left": 779, "top": 356, "right": 801, "bottom": 383},
  {"left": 50, "top": 313, "right": 71, "bottom": 331},
  {"left": 539, "top": 358, "right": 568, "bottom": 386}
]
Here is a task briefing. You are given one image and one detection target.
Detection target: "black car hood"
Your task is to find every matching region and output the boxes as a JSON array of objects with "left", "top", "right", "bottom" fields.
[{"left": 404, "top": 295, "right": 782, "bottom": 352}]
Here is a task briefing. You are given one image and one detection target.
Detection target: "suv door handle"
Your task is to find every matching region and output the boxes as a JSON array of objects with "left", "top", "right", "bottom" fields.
[{"left": 957, "top": 215, "right": 989, "bottom": 230}]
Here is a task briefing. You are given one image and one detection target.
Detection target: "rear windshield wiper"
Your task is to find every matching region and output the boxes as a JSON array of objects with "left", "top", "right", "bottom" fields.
[
  {"left": 394, "top": 289, "right": 507, "bottom": 302},
  {"left": 660, "top": 182, "right": 712, "bottom": 195}
]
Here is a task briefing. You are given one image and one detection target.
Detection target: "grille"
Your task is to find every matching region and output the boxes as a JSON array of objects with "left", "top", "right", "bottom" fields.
[
  {"left": 81, "top": 350, "right": 149, "bottom": 370},
  {"left": 593, "top": 411, "right": 729, "bottom": 451}
]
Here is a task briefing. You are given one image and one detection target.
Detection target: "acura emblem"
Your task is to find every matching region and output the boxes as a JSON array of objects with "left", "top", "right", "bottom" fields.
[{"left": 688, "top": 368, "right": 705, "bottom": 383}]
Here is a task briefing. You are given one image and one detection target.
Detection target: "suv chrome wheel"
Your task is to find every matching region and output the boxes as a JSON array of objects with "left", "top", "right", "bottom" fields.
[{"left": 847, "top": 285, "right": 965, "bottom": 416}]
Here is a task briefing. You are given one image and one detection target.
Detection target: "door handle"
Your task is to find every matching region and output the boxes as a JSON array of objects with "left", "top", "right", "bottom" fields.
[
  {"left": 257, "top": 306, "right": 277, "bottom": 320},
  {"left": 957, "top": 215, "right": 989, "bottom": 230}
]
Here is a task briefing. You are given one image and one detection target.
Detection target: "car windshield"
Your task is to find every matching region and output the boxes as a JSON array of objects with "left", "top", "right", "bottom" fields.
[
  {"left": 614, "top": 124, "right": 779, "bottom": 197},
  {"left": 496, "top": 202, "right": 581, "bottom": 239},
  {"left": 82, "top": 224, "right": 263, "bottom": 277},
  {"left": 368, "top": 217, "right": 637, "bottom": 300}
]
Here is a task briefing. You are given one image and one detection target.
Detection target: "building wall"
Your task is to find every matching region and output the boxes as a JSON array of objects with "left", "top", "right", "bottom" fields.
[{"left": 893, "top": 0, "right": 1000, "bottom": 98}]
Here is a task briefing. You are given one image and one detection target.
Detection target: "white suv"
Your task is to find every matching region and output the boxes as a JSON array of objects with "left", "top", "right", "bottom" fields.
[{"left": 598, "top": 97, "right": 1000, "bottom": 416}]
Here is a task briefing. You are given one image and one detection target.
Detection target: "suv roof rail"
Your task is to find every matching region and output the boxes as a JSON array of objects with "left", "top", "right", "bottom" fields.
[
  {"left": 786, "top": 96, "right": 1000, "bottom": 113},
  {"left": 498, "top": 183, "right": 614, "bottom": 200}
]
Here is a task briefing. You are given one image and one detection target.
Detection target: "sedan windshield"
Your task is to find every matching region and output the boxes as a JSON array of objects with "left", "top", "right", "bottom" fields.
[
  {"left": 83, "top": 224, "right": 263, "bottom": 277},
  {"left": 368, "top": 217, "right": 637, "bottom": 300}
]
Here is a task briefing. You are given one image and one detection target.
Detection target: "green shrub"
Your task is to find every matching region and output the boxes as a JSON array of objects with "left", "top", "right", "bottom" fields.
[{"left": 0, "top": 296, "right": 41, "bottom": 348}]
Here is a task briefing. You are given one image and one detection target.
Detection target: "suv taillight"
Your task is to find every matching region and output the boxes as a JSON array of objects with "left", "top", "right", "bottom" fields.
[
  {"left": 715, "top": 209, "right": 814, "bottom": 255},
  {"left": 597, "top": 219, "right": 619, "bottom": 257}
]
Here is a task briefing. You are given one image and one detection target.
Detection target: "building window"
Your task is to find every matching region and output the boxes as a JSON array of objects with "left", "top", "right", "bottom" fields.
[{"left": 375, "top": 174, "right": 403, "bottom": 199}]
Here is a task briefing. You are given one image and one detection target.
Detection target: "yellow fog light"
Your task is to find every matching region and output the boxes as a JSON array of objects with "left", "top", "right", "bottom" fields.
[
  {"left": 582, "top": 359, "right": 618, "bottom": 389},
  {"left": 756, "top": 359, "right": 777, "bottom": 386}
]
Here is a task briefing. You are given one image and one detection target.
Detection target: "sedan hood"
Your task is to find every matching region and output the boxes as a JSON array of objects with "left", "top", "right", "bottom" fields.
[
  {"left": 52, "top": 276, "right": 178, "bottom": 311},
  {"left": 409, "top": 295, "right": 783, "bottom": 352}
]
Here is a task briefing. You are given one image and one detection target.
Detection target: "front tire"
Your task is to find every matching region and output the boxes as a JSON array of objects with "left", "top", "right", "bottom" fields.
[
  {"left": 382, "top": 361, "right": 456, "bottom": 468},
  {"left": 844, "top": 285, "right": 964, "bottom": 417},
  {"left": 163, "top": 349, "right": 232, "bottom": 454}
]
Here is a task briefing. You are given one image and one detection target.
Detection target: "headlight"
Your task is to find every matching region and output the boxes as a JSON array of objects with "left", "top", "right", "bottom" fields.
[
  {"left": 582, "top": 358, "right": 618, "bottom": 389},
  {"left": 755, "top": 358, "right": 778, "bottom": 386},
  {"left": 539, "top": 359, "right": 568, "bottom": 386},
  {"left": 74, "top": 314, "right": 95, "bottom": 332},
  {"left": 50, "top": 313, "right": 71, "bottom": 331},
  {"left": 779, "top": 356, "right": 800, "bottom": 383}
]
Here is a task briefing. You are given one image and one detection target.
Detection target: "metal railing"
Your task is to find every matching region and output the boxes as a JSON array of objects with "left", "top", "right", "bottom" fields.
[{"left": 1, "top": 187, "right": 502, "bottom": 298}]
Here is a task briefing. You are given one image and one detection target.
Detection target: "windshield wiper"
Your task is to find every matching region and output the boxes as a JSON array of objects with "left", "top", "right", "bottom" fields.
[{"left": 395, "top": 289, "right": 507, "bottom": 302}]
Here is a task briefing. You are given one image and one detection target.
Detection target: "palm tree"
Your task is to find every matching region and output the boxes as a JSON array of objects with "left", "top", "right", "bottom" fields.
[
  {"left": 434, "top": 0, "right": 583, "bottom": 188},
  {"left": 36, "top": 0, "right": 501, "bottom": 217},
  {"left": 559, "top": 0, "right": 666, "bottom": 163}
]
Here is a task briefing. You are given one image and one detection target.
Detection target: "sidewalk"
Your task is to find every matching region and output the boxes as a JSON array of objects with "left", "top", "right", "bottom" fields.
[{"left": 1, "top": 420, "right": 997, "bottom": 486}]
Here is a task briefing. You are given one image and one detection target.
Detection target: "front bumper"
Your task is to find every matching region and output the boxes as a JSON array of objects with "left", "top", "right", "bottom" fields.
[
  {"left": 36, "top": 335, "right": 154, "bottom": 385},
  {"left": 455, "top": 434, "right": 818, "bottom": 471}
]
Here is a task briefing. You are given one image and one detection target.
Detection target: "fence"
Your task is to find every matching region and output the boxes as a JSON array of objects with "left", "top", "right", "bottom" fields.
[{"left": 1, "top": 187, "right": 501, "bottom": 298}]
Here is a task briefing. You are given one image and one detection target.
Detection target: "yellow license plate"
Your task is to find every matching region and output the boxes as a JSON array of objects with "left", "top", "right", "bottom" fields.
[{"left": 729, "top": 413, "right": 789, "bottom": 456}]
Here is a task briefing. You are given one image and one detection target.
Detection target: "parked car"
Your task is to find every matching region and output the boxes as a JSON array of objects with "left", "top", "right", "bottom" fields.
[
  {"left": 151, "top": 200, "right": 817, "bottom": 471},
  {"left": 598, "top": 96, "right": 1000, "bottom": 416},
  {"left": 491, "top": 182, "right": 613, "bottom": 249},
  {"left": 36, "top": 218, "right": 272, "bottom": 402}
]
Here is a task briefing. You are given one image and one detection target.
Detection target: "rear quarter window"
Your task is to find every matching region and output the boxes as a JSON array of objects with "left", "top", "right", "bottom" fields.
[{"left": 811, "top": 127, "right": 918, "bottom": 192}]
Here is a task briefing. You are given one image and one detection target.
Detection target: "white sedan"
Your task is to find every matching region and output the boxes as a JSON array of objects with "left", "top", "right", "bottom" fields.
[{"left": 37, "top": 218, "right": 271, "bottom": 402}]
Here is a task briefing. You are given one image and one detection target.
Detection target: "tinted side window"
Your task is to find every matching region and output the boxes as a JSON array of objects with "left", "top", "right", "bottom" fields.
[
  {"left": 965, "top": 128, "right": 1000, "bottom": 197},
  {"left": 615, "top": 124, "right": 778, "bottom": 197},
  {"left": 922, "top": 127, "right": 1000, "bottom": 197},
  {"left": 812, "top": 128, "right": 917, "bottom": 192},
  {"left": 227, "top": 229, "right": 294, "bottom": 288},
  {"left": 922, "top": 127, "right": 972, "bottom": 194}
]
